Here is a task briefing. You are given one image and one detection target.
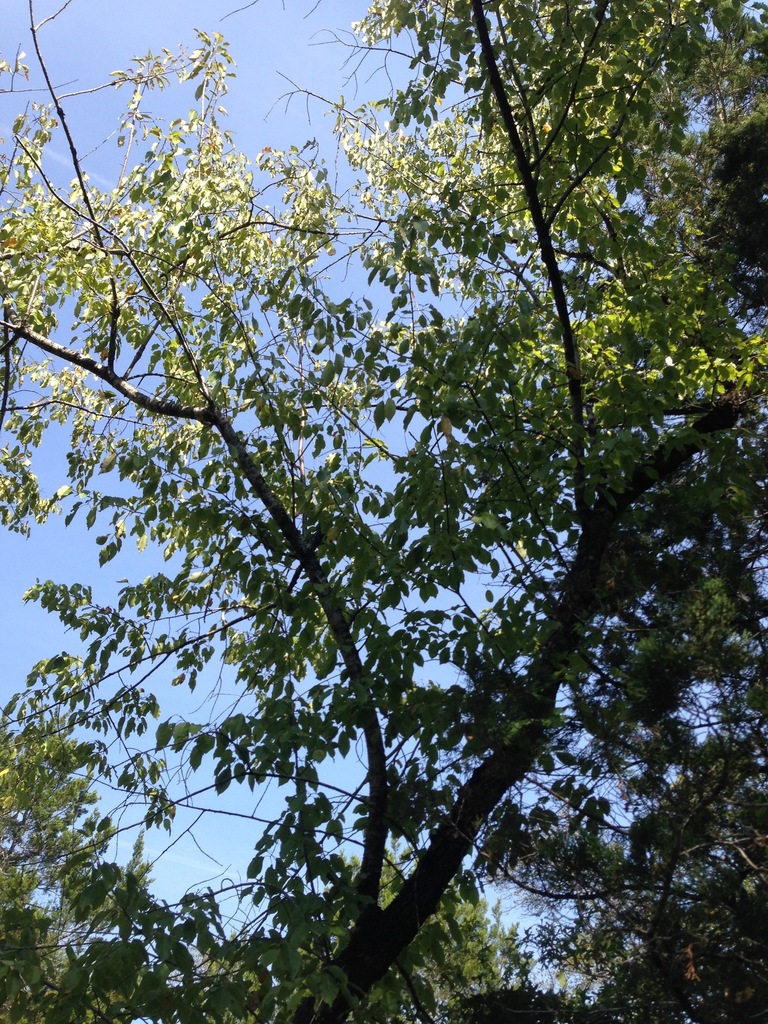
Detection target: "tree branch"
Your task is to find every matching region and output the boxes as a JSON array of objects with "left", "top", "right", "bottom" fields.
[
  {"left": 471, "top": 0, "right": 585, "bottom": 507},
  {"left": 607, "top": 392, "right": 746, "bottom": 517},
  {"left": 2, "top": 317, "right": 213, "bottom": 423},
  {"left": 207, "top": 410, "right": 389, "bottom": 903}
]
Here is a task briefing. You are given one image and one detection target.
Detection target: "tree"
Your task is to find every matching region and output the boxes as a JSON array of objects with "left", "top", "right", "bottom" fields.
[
  {"left": 482, "top": 431, "right": 768, "bottom": 1022},
  {"left": 638, "top": 4, "right": 768, "bottom": 329},
  {"left": 0, "top": 721, "right": 149, "bottom": 1022},
  {"left": 0, "top": 1, "right": 765, "bottom": 1022},
  {"left": 0, "top": 722, "right": 96, "bottom": 1023}
]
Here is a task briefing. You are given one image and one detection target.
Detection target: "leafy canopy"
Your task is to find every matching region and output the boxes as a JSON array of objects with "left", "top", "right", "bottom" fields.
[{"left": 0, "top": 1, "right": 766, "bottom": 1023}]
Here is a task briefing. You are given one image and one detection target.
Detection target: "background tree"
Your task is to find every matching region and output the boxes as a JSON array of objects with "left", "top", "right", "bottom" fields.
[
  {"left": 644, "top": 5, "right": 768, "bottom": 329},
  {"left": 480, "top": 428, "right": 768, "bottom": 1022},
  {"left": 0, "top": 721, "right": 149, "bottom": 1022},
  {"left": 389, "top": 893, "right": 523, "bottom": 1024},
  {"left": 0, "top": 1, "right": 766, "bottom": 1023}
]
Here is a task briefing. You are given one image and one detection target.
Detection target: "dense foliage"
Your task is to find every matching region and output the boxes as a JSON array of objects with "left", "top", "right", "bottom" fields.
[
  {"left": 0, "top": 724, "right": 148, "bottom": 1023},
  {"left": 1, "top": 1, "right": 766, "bottom": 1022}
]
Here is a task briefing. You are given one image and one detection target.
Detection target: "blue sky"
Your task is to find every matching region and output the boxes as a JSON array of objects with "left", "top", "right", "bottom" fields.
[{"left": 1, "top": 0, "right": 376, "bottom": 904}]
